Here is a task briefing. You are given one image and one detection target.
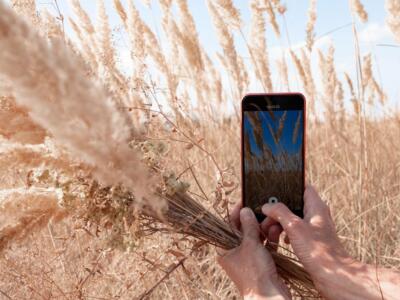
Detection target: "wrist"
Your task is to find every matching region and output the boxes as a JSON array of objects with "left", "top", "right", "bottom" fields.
[
  {"left": 242, "top": 275, "right": 291, "bottom": 300},
  {"left": 314, "top": 257, "right": 384, "bottom": 300}
]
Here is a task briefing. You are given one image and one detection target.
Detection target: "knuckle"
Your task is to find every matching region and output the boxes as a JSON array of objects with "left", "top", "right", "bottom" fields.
[{"left": 286, "top": 217, "right": 305, "bottom": 234}]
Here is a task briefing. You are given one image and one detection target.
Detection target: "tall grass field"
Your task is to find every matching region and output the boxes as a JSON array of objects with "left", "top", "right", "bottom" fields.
[{"left": 0, "top": 0, "right": 399, "bottom": 299}]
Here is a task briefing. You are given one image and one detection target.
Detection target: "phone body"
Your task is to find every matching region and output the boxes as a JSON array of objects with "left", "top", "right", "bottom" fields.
[{"left": 241, "top": 93, "right": 305, "bottom": 222}]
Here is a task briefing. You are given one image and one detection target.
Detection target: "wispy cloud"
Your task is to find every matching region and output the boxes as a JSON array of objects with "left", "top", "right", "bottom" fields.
[{"left": 359, "top": 22, "right": 392, "bottom": 43}]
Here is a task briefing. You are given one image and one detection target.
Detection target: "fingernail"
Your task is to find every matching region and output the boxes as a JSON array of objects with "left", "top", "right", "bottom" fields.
[
  {"left": 240, "top": 207, "right": 253, "bottom": 220},
  {"left": 262, "top": 203, "right": 273, "bottom": 213}
]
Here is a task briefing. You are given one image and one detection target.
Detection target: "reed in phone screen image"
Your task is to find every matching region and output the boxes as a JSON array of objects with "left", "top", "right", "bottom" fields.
[{"left": 244, "top": 110, "right": 303, "bottom": 214}]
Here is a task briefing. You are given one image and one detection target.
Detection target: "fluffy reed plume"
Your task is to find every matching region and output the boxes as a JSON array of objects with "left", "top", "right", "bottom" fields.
[
  {"left": 344, "top": 72, "right": 360, "bottom": 115},
  {"left": 113, "top": 0, "right": 177, "bottom": 101},
  {"left": 259, "top": 0, "right": 280, "bottom": 36},
  {"left": 306, "top": 0, "right": 317, "bottom": 51},
  {"left": 213, "top": 0, "right": 242, "bottom": 29},
  {"left": 290, "top": 50, "right": 307, "bottom": 89},
  {"left": 362, "top": 54, "right": 386, "bottom": 105},
  {"left": 158, "top": 0, "right": 182, "bottom": 79},
  {"left": 385, "top": 0, "right": 400, "bottom": 42},
  {"left": 207, "top": 0, "right": 246, "bottom": 97},
  {"left": 0, "top": 137, "right": 81, "bottom": 250},
  {"left": 0, "top": 94, "right": 46, "bottom": 144},
  {"left": 113, "top": 0, "right": 127, "bottom": 27},
  {"left": 68, "top": 17, "right": 98, "bottom": 69},
  {"left": 175, "top": 0, "right": 211, "bottom": 108},
  {"left": 69, "top": 0, "right": 100, "bottom": 72},
  {"left": 10, "top": 0, "right": 38, "bottom": 24},
  {"left": 0, "top": 189, "right": 66, "bottom": 250},
  {"left": 350, "top": 0, "right": 368, "bottom": 23},
  {"left": 175, "top": 0, "right": 204, "bottom": 73},
  {"left": 300, "top": 49, "right": 316, "bottom": 100},
  {"left": 127, "top": 0, "right": 146, "bottom": 80},
  {"left": 96, "top": 0, "right": 116, "bottom": 71},
  {"left": 94, "top": 0, "right": 128, "bottom": 99},
  {"left": 70, "top": 0, "right": 95, "bottom": 34},
  {"left": 158, "top": 0, "right": 203, "bottom": 111},
  {"left": 270, "top": 0, "right": 287, "bottom": 15},
  {"left": 0, "top": 2, "right": 155, "bottom": 207},
  {"left": 290, "top": 50, "right": 316, "bottom": 112},
  {"left": 276, "top": 54, "right": 290, "bottom": 90},
  {"left": 70, "top": 0, "right": 101, "bottom": 64},
  {"left": 249, "top": 0, "right": 273, "bottom": 91},
  {"left": 202, "top": 50, "right": 224, "bottom": 104},
  {"left": 318, "top": 45, "right": 344, "bottom": 121},
  {"left": 37, "top": 9, "right": 63, "bottom": 41}
]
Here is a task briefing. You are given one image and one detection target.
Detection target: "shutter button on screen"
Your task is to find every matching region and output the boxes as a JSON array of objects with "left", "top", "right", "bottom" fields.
[{"left": 268, "top": 197, "right": 279, "bottom": 204}]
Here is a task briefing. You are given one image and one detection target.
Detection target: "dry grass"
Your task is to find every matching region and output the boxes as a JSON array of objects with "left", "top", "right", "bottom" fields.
[{"left": 0, "top": 0, "right": 399, "bottom": 299}]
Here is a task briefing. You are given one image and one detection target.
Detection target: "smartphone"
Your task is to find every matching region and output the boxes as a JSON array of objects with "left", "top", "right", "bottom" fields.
[{"left": 241, "top": 93, "right": 305, "bottom": 222}]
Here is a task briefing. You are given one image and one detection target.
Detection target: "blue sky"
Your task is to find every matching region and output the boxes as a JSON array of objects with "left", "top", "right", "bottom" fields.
[{"left": 34, "top": 1, "right": 400, "bottom": 111}]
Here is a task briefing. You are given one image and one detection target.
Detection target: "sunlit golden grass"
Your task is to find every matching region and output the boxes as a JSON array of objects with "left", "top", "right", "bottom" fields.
[{"left": 0, "top": 0, "right": 399, "bottom": 299}]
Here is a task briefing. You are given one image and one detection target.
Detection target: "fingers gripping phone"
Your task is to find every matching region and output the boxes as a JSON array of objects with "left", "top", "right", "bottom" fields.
[{"left": 241, "top": 93, "right": 305, "bottom": 222}]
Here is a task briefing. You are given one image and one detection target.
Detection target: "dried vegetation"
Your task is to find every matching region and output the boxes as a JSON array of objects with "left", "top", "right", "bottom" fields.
[{"left": 0, "top": 0, "right": 399, "bottom": 299}]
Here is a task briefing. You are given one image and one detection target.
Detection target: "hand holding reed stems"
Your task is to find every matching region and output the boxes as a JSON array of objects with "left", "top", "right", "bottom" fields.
[{"left": 152, "top": 190, "right": 320, "bottom": 298}]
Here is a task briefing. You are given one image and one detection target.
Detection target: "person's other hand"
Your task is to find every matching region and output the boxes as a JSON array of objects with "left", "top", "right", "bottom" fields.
[
  {"left": 260, "top": 185, "right": 355, "bottom": 298},
  {"left": 217, "top": 203, "right": 291, "bottom": 300}
]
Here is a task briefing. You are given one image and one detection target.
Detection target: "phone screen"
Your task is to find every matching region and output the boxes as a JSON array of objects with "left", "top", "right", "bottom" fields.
[{"left": 242, "top": 94, "right": 305, "bottom": 221}]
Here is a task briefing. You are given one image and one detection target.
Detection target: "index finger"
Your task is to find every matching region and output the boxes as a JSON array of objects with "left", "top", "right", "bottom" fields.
[{"left": 261, "top": 203, "right": 305, "bottom": 236}]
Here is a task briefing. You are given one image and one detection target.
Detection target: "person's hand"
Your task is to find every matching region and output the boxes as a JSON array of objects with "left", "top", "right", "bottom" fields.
[
  {"left": 261, "top": 185, "right": 351, "bottom": 277},
  {"left": 217, "top": 203, "right": 291, "bottom": 300},
  {"left": 260, "top": 185, "right": 367, "bottom": 299}
]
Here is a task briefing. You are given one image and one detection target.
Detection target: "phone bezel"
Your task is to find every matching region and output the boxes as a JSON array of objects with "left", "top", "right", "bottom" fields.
[{"left": 241, "top": 93, "right": 306, "bottom": 221}]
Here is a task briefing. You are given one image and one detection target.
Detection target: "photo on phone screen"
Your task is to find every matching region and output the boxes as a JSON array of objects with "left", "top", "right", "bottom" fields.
[{"left": 242, "top": 94, "right": 305, "bottom": 221}]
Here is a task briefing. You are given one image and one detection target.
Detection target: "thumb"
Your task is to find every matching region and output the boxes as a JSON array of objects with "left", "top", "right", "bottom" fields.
[
  {"left": 262, "top": 203, "right": 304, "bottom": 236},
  {"left": 240, "top": 207, "right": 260, "bottom": 243}
]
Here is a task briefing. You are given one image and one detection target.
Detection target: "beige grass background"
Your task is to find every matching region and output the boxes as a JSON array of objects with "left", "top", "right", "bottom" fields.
[{"left": 0, "top": 0, "right": 400, "bottom": 299}]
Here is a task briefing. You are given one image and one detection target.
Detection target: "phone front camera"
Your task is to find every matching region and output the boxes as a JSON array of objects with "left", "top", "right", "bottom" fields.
[{"left": 268, "top": 197, "right": 279, "bottom": 204}]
